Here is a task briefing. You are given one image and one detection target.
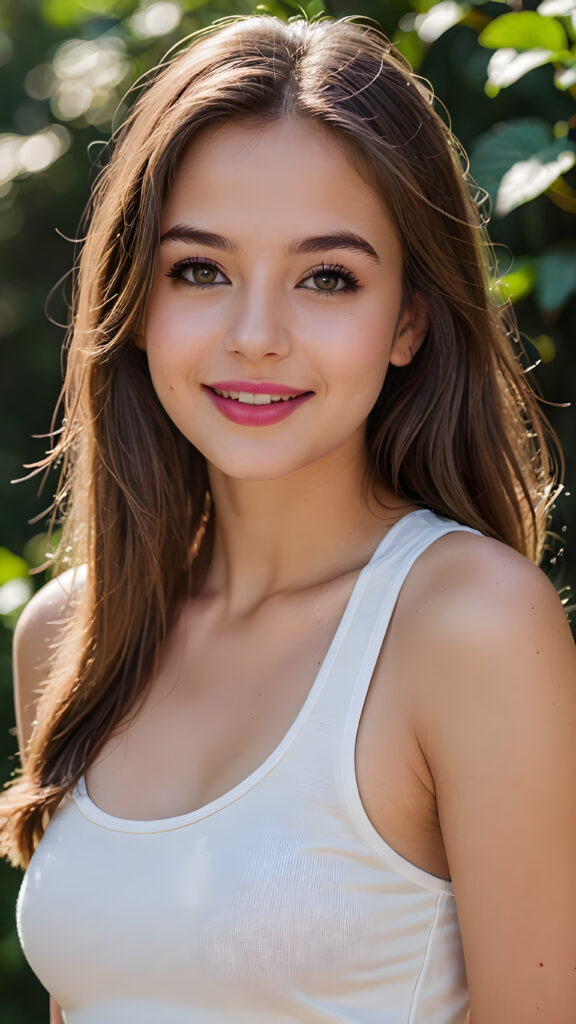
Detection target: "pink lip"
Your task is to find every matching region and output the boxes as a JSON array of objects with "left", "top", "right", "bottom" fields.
[
  {"left": 204, "top": 386, "right": 313, "bottom": 427},
  {"left": 208, "top": 380, "right": 309, "bottom": 396}
]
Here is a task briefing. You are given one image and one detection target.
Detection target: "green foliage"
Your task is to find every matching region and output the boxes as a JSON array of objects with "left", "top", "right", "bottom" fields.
[
  {"left": 0, "top": 550, "right": 29, "bottom": 588},
  {"left": 536, "top": 241, "right": 576, "bottom": 310},
  {"left": 0, "top": 0, "right": 575, "bottom": 1018},
  {"left": 0, "top": 549, "right": 32, "bottom": 633},
  {"left": 478, "top": 11, "right": 568, "bottom": 51},
  {"left": 498, "top": 257, "right": 537, "bottom": 304},
  {"left": 470, "top": 118, "right": 576, "bottom": 215}
]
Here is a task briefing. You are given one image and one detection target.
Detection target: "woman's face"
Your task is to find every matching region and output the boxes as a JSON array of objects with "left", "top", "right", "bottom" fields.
[{"left": 143, "top": 117, "right": 426, "bottom": 482}]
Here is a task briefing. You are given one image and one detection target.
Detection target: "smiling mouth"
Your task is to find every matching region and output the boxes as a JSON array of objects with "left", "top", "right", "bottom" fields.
[{"left": 210, "top": 388, "right": 307, "bottom": 405}]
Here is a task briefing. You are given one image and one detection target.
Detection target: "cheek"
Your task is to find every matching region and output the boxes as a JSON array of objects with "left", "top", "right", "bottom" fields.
[
  {"left": 145, "top": 301, "right": 187, "bottom": 351},
  {"left": 141, "top": 314, "right": 185, "bottom": 407},
  {"left": 144, "top": 302, "right": 203, "bottom": 384},
  {"left": 317, "top": 304, "right": 396, "bottom": 385},
  {"left": 145, "top": 276, "right": 213, "bottom": 344}
]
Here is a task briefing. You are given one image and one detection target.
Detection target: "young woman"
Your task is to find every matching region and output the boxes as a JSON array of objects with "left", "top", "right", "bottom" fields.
[{"left": 3, "top": 15, "right": 575, "bottom": 1024}]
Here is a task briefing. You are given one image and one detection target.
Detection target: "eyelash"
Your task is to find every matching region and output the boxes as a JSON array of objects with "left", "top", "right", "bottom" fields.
[
  {"left": 165, "top": 256, "right": 224, "bottom": 286},
  {"left": 165, "top": 257, "right": 362, "bottom": 295},
  {"left": 299, "top": 263, "right": 361, "bottom": 295}
]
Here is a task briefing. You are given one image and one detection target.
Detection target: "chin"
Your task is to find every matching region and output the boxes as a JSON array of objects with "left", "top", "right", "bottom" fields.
[
  {"left": 207, "top": 461, "right": 302, "bottom": 483},
  {"left": 202, "top": 445, "right": 322, "bottom": 483}
]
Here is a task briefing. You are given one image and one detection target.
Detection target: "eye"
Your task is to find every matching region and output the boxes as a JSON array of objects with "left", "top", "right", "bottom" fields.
[
  {"left": 298, "top": 264, "right": 361, "bottom": 295},
  {"left": 166, "top": 257, "right": 229, "bottom": 287}
]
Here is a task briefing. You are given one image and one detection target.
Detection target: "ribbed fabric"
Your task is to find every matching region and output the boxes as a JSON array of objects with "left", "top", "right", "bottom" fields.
[{"left": 17, "top": 509, "right": 476, "bottom": 1024}]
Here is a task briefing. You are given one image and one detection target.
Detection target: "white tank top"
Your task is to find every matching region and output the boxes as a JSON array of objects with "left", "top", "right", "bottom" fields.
[{"left": 17, "top": 509, "right": 476, "bottom": 1024}]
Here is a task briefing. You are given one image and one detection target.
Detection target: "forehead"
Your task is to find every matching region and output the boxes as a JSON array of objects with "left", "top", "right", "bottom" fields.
[{"left": 160, "top": 118, "right": 397, "bottom": 248}]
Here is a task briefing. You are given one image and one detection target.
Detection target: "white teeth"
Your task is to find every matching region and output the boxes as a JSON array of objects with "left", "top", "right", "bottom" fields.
[{"left": 212, "top": 387, "right": 302, "bottom": 404}]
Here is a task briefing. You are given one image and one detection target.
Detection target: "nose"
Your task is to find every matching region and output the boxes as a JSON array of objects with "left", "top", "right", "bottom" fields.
[{"left": 224, "top": 276, "right": 290, "bottom": 361}]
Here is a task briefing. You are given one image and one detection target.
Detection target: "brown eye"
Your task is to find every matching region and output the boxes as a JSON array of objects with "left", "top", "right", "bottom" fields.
[
  {"left": 192, "top": 265, "right": 219, "bottom": 284},
  {"left": 166, "top": 258, "right": 228, "bottom": 287},
  {"left": 298, "top": 264, "right": 360, "bottom": 295},
  {"left": 313, "top": 272, "right": 341, "bottom": 291}
]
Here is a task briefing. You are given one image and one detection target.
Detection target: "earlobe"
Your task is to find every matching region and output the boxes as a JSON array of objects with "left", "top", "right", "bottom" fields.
[{"left": 389, "top": 299, "right": 429, "bottom": 368}]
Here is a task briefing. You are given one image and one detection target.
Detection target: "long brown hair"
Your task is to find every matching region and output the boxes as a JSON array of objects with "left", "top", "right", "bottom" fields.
[{"left": 1, "top": 14, "right": 560, "bottom": 867}]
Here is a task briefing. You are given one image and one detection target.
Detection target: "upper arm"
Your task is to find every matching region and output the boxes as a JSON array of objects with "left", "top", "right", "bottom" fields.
[
  {"left": 50, "top": 994, "right": 63, "bottom": 1023},
  {"left": 13, "top": 566, "right": 86, "bottom": 760},
  {"left": 408, "top": 537, "right": 576, "bottom": 1023}
]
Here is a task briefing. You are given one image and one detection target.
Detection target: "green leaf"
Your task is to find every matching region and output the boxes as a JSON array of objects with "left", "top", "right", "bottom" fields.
[
  {"left": 536, "top": 243, "right": 576, "bottom": 311},
  {"left": 41, "top": 0, "right": 88, "bottom": 27},
  {"left": 470, "top": 118, "right": 576, "bottom": 216},
  {"left": 478, "top": 12, "right": 567, "bottom": 52},
  {"left": 41, "top": 0, "right": 127, "bottom": 20},
  {"left": 498, "top": 258, "right": 537, "bottom": 303},
  {"left": 77, "top": 0, "right": 114, "bottom": 10},
  {"left": 254, "top": 0, "right": 293, "bottom": 18},
  {"left": 412, "top": 0, "right": 445, "bottom": 13},
  {"left": 0, "top": 579, "right": 32, "bottom": 619},
  {"left": 392, "top": 28, "right": 427, "bottom": 69},
  {"left": 497, "top": 148, "right": 576, "bottom": 214},
  {"left": 0, "top": 547, "right": 32, "bottom": 624},
  {"left": 555, "top": 63, "right": 576, "bottom": 89},
  {"left": 305, "top": 0, "right": 326, "bottom": 16},
  {"left": 486, "top": 47, "right": 556, "bottom": 90},
  {"left": 23, "top": 530, "right": 61, "bottom": 571},
  {"left": 0, "top": 548, "right": 29, "bottom": 587},
  {"left": 533, "top": 334, "right": 556, "bottom": 363},
  {"left": 537, "top": 0, "right": 576, "bottom": 15},
  {"left": 414, "top": 1, "right": 470, "bottom": 44}
]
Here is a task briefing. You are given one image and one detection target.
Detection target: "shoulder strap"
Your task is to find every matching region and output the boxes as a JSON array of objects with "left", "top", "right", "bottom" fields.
[{"left": 306, "top": 510, "right": 480, "bottom": 732}]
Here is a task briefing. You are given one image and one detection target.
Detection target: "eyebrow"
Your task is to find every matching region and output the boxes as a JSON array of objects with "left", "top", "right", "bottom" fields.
[
  {"left": 160, "top": 225, "right": 380, "bottom": 264},
  {"left": 287, "top": 232, "right": 380, "bottom": 264}
]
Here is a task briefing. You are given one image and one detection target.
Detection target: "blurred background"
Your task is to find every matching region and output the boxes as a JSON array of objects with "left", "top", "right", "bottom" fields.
[{"left": 0, "top": 0, "right": 575, "bottom": 1017}]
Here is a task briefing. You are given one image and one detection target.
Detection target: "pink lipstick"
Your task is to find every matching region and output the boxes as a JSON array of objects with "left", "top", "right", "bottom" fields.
[{"left": 204, "top": 381, "right": 313, "bottom": 427}]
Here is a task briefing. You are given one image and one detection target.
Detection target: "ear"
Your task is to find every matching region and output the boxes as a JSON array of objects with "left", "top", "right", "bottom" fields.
[{"left": 389, "top": 295, "right": 429, "bottom": 368}]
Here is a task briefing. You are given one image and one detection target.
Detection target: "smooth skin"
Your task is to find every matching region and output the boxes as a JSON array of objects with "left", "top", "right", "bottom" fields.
[{"left": 14, "top": 118, "right": 576, "bottom": 1024}]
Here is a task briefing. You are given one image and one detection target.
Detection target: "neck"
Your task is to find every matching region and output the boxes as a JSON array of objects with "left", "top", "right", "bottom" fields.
[{"left": 203, "top": 440, "right": 410, "bottom": 619}]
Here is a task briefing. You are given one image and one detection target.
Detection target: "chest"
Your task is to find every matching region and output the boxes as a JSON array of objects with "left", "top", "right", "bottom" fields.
[
  {"left": 86, "top": 577, "right": 448, "bottom": 879},
  {"left": 21, "top": 776, "right": 457, "bottom": 1018}
]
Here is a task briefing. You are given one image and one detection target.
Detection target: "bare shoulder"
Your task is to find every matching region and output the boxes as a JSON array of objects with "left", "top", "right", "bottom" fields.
[
  {"left": 392, "top": 531, "right": 576, "bottom": 1021},
  {"left": 397, "top": 528, "right": 573, "bottom": 668},
  {"left": 394, "top": 528, "right": 575, "bottom": 737},
  {"left": 412, "top": 527, "right": 565, "bottom": 609},
  {"left": 13, "top": 565, "right": 86, "bottom": 755}
]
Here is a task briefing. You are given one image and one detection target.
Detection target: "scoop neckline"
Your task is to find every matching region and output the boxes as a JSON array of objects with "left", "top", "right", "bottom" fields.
[{"left": 72, "top": 509, "right": 423, "bottom": 834}]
